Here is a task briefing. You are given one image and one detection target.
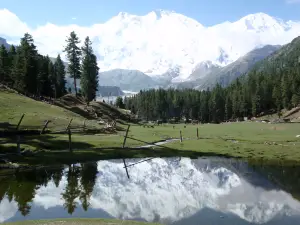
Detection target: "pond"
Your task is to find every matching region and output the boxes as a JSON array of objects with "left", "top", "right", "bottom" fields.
[{"left": 1, "top": 157, "right": 300, "bottom": 225}]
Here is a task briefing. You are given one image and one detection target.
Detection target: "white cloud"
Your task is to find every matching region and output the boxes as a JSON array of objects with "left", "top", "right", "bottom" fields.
[
  {"left": 0, "top": 8, "right": 29, "bottom": 37},
  {"left": 71, "top": 17, "right": 77, "bottom": 20},
  {"left": 0, "top": 8, "right": 300, "bottom": 78},
  {"left": 0, "top": 8, "right": 103, "bottom": 58}
]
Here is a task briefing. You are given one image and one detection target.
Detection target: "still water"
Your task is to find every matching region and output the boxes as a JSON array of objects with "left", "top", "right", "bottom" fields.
[{"left": 1, "top": 157, "right": 300, "bottom": 225}]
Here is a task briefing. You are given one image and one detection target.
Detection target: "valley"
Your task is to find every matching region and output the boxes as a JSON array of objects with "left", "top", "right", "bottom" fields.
[{"left": 1, "top": 5, "right": 300, "bottom": 225}]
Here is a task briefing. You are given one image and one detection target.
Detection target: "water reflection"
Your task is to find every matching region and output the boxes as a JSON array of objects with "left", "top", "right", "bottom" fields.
[{"left": 1, "top": 158, "right": 300, "bottom": 224}]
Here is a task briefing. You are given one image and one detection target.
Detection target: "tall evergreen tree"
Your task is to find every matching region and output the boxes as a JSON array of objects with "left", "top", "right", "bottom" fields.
[
  {"left": 64, "top": 31, "right": 81, "bottom": 96},
  {"left": 36, "top": 56, "right": 52, "bottom": 96},
  {"left": 12, "top": 33, "right": 38, "bottom": 94},
  {"left": 0, "top": 44, "right": 9, "bottom": 84},
  {"left": 80, "top": 36, "right": 99, "bottom": 102},
  {"left": 48, "top": 59, "right": 55, "bottom": 97},
  {"left": 54, "top": 54, "right": 66, "bottom": 98}
]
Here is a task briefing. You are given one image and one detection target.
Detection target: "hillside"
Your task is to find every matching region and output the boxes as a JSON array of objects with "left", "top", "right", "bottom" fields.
[
  {"left": 0, "top": 85, "right": 133, "bottom": 132},
  {"left": 0, "top": 37, "right": 10, "bottom": 49},
  {"left": 128, "top": 35, "right": 300, "bottom": 123},
  {"left": 173, "top": 45, "right": 281, "bottom": 90},
  {"left": 99, "top": 69, "right": 159, "bottom": 91},
  {"left": 195, "top": 45, "right": 281, "bottom": 90}
]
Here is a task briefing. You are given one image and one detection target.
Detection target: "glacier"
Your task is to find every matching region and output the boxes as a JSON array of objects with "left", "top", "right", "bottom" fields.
[{"left": 1, "top": 9, "right": 300, "bottom": 82}]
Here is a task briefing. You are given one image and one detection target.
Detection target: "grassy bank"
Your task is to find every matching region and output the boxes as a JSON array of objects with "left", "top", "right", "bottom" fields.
[
  {"left": 2, "top": 218, "right": 160, "bottom": 225},
  {"left": 1, "top": 122, "right": 300, "bottom": 166},
  {"left": 1, "top": 88, "right": 300, "bottom": 166}
]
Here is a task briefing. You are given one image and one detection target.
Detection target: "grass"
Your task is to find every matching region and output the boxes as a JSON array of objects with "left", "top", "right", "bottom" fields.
[
  {"left": 1, "top": 88, "right": 300, "bottom": 166},
  {"left": 0, "top": 89, "right": 101, "bottom": 130},
  {"left": 1, "top": 122, "right": 300, "bottom": 166},
  {"left": 2, "top": 218, "right": 161, "bottom": 225}
]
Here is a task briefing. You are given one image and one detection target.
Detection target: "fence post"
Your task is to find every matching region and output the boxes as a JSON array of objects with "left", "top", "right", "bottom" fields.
[
  {"left": 66, "top": 118, "right": 73, "bottom": 131},
  {"left": 83, "top": 120, "right": 86, "bottom": 130},
  {"left": 122, "top": 124, "right": 131, "bottom": 179},
  {"left": 16, "top": 135, "right": 21, "bottom": 154},
  {"left": 68, "top": 129, "right": 72, "bottom": 153},
  {"left": 122, "top": 125, "right": 131, "bottom": 148},
  {"left": 123, "top": 158, "right": 130, "bottom": 179},
  {"left": 40, "top": 120, "right": 50, "bottom": 135},
  {"left": 180, "top": 130, "right": 183, "bottom": 142},
  {"left": 197, "top": 128, "right": 199, "bottom": 139},
  {"left": 16, "top": 114, "right": 25, "bottom": 130}
]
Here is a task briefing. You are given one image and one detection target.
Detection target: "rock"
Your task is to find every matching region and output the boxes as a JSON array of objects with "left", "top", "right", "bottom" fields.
[
  {"left": 21, "top": 149, "right": 35, "bottom": 156},
  {"left": 8, "top": 162, "right": 19, "bottom": 168},
  {"left": 0, "top": 158, "right": 8, "bottom": 163}
]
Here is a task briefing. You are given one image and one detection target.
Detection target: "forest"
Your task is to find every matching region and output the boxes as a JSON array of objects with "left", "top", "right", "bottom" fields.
[
  {"left": 0, "top": 31, "right": 99, "bottom": 103},
  {"left": 124, "top": 36, "right": 300, "bottom": 123}
]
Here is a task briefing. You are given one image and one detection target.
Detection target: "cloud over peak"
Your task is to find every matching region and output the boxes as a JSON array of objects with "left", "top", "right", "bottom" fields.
[{"left": 1, "top": 8, "right": 300, "bottom": 79}]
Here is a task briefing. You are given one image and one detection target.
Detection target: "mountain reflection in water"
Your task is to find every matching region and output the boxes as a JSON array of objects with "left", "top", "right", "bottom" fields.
[{"left": 1, "top": 157, "right": 300, "bottom": 225}]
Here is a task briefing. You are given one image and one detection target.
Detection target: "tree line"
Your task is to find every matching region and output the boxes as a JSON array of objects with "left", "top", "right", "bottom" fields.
[
  {"left": 0, "top": 31, "right": 99, "bottom": 103},
  {"left": 124, "top": 48, "right": 300, "bottom": 123}
]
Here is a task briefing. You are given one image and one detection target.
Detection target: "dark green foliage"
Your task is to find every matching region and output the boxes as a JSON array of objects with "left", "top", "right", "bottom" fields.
[
  {"left": 62, "top": 165, "right": 81, "bottom": 215},
  {"left": 64, "top": 31, "right": 81, "bottom": 96},
  {"left": 115, "top": 96, "right": 125, "bottom": 109},
  {"left": 12, "top": 33, "right": 39, "bottom": 94},
  {"left": 128, "top": 36, "right": 300, "bottom": 122},
  {"left": 79, "top": 162, "right": 98, "bottom": 211},
  {"left": 36, "top": 55, "right": 54, "bottom": 97},
  {"left": 0, "top": 44, "right": 10, "bottom": 84},
  {"left": 80, "top": 36, "right": 99, "bottom": 102},
  {"left": 54, "top": 54, "right": 66, "bottom": 98},
  {"left": 0, "top": 33, "right": 68, "bottom": 99}
]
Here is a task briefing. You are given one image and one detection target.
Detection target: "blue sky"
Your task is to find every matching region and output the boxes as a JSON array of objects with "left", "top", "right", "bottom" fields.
[{"left": 1, "top": 0, "right": 300, "bottom": 27}]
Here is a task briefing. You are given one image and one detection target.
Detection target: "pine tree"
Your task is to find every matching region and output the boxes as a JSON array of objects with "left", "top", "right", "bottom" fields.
[
  {"left": 12, "top": 46, "right": 26, "bottom": 92},
  {"left": 115, "top": 96, "right": 125, "bottom": 108},
  {"left": 80, "top": 36, "right": 99, "bottom": 102},
  {"left": 0, "top": 44, "right": 9, "bottom": 84},
  {"left": 22, "top": 33, "right": 38, "bottom": 94},
  {"left": 7, "top": 45, "right": 17, "bottom": 86},
  {"left": 12, "top": 33, "right": 38, "bottom": 95},
  {"left": 291, "top": 94, "right": 300, "bottom": 108},
  {"left": 272, "top": 84, "right": 282, "bottom": 115},
  {"left": 54, "top": 54, "right": 66, "bottom": 98},
  {"left": 90, "top": 53, "right": 99, "bottom": 100},
  {"left": 64, "top": 31, "right": 81, "bottom": 96},
  {"left": 48, "top": 59, "right": 55, "bottom": 97}
]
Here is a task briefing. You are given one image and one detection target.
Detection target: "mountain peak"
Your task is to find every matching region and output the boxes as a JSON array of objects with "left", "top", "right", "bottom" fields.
[
  {"left": 152, "top": 9, "right": 176, "bottom": 16},
  {"left": 236, "top": 12, "right": 288, "bottom": 32}
]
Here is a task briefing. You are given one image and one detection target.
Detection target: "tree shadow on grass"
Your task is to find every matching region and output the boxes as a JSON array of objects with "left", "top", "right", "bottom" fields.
[{"left": 1, "top": 134, "right": 95, "bottom": 153}]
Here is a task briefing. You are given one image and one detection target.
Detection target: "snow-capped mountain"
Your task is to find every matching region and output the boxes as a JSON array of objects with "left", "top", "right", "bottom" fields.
[
  {"left": 1, "top": 9, "right": 300, "bottom": 85},
  {"left": 1, "top": 158, "right": 300, "bottom": 224},
  {"left": 92, "top": 11, "right": 300, "bottom": 81}
]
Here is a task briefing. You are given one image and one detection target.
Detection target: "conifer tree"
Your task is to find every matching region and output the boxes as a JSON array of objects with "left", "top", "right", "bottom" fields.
[
  {"left": 64, "top": 31, "right": 81, "bottom": 96},
  {"left": 115, "top": 96, "right": 125, "bottom": 108},
  {"left": 80, "top": 36, "right": 99, "bottom": 102},
  {"left": 0, "top": 44, "right": 9, "bottom": 84},
  {"left": 54, "top": 54, "right": 66, "bottom": 98},
  {"left": 12, "top": 33, "right": 38, "bottom": 94}
]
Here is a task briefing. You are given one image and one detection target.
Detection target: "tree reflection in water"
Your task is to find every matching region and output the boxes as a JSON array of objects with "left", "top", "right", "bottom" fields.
[
  {"left": 0, "top": 162, "right": 98, "bottom": 216},
  {"left": 1, "top": 159, "right": 300, "bottom": 219}
]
